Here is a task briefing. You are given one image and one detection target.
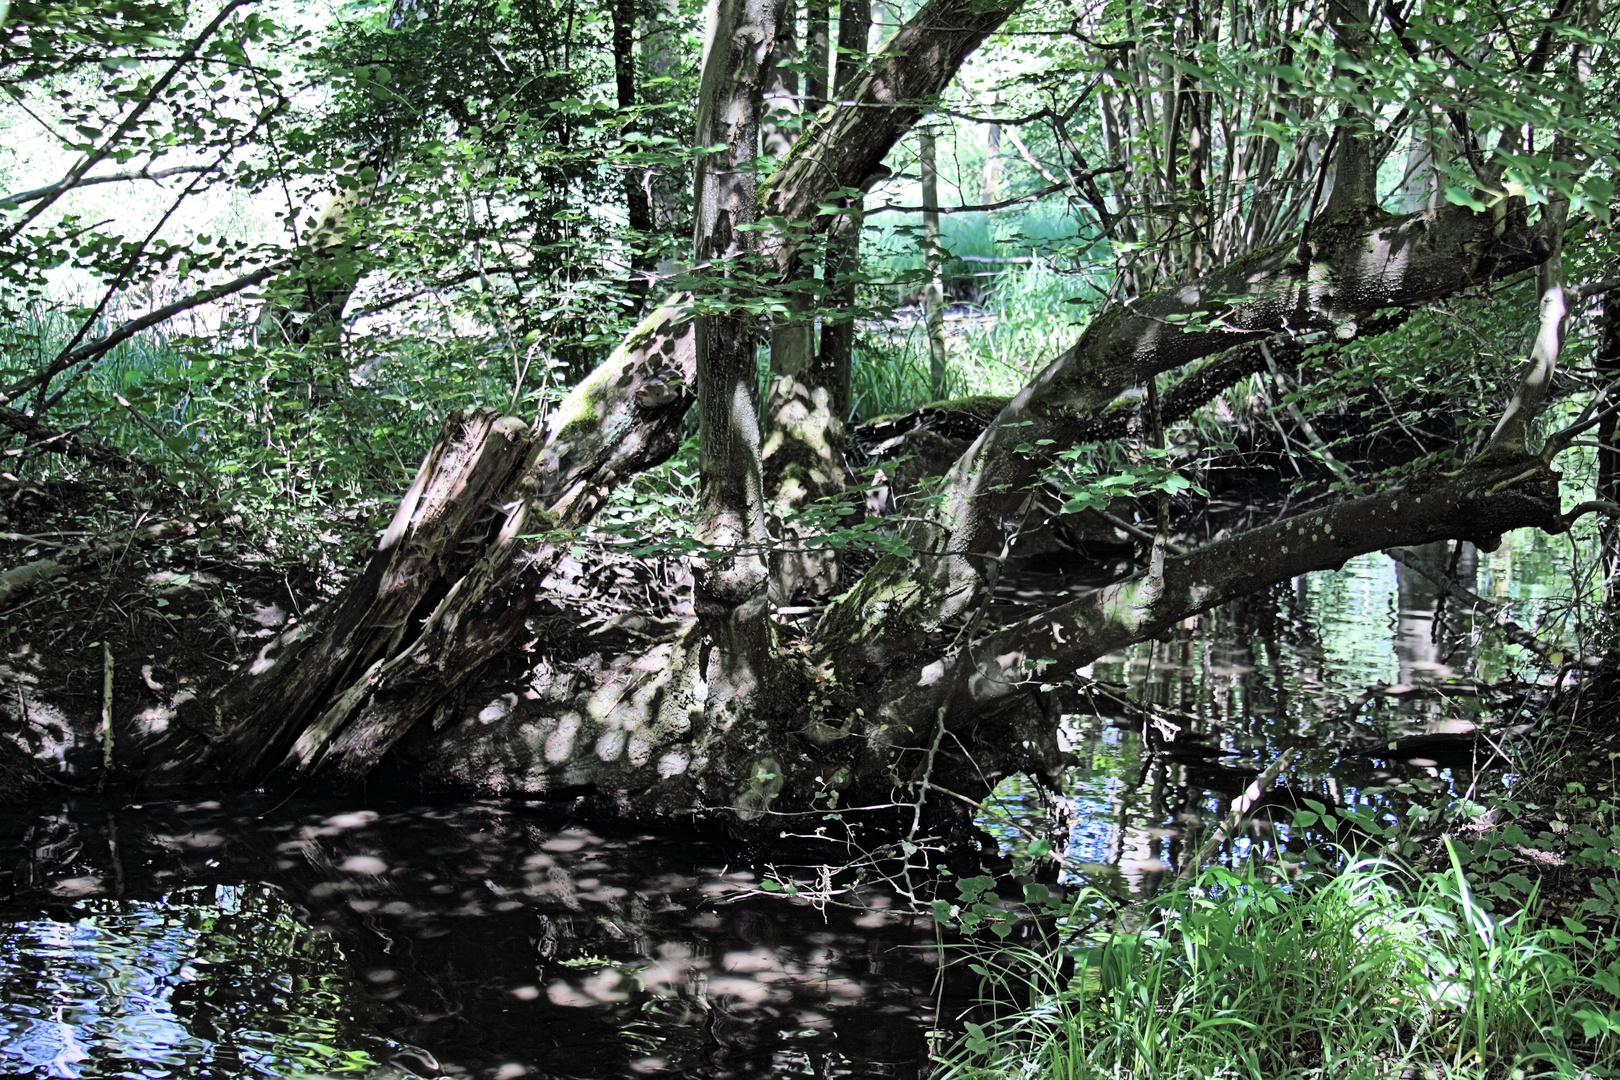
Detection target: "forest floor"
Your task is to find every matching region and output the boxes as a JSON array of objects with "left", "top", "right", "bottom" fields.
[{"left": 0, "top": 465, "right": 334, "bottom": 799}]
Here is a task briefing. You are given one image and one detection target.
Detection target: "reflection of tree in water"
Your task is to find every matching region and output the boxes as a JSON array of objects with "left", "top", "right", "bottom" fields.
[
  {"left": 0, "top": 852, "right": 401, "bottom": 1080},
  {"left": 1021, "top": 546, "right": 1541, "bottom": 892},
  {"left": 1, "top": 800, "right": 954, "bottom": 1079}
]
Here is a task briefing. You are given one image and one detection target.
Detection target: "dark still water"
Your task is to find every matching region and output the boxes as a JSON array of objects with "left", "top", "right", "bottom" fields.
[
  {"left": 0, "top": 537, "right": 1580, "bottom": 1078},
  {"left": 0, "top": 800, "right": 945, "bottom": 1079}
]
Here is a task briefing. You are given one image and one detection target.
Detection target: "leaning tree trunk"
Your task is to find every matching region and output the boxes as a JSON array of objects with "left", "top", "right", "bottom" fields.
[
  {"left": 143, "top": 0, "right": 1597, "bottom": 836},
  {"left": 149, "top": 0, "right": 1024, "bottom": 807},
  {"left": 154, "top": 303, "right": 699, "bottom": 786}
]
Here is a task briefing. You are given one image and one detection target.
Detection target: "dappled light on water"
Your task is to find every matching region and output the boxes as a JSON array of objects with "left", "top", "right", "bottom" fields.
[
  {"left": 0, "top": 801, "right": 945, "bottom": 1079},
  {"left": 0, "top": 884, "right": 408, "bottom": 1079}
]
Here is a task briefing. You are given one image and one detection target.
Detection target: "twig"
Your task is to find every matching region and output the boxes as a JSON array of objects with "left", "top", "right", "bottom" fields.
[
  {"left": 0, "top": 164, "right": 213, "bottom": 208},
  {"left": 1542, "top": 387, "right": 1616, "bottom": 461},
  {"left": 98, "top": 642, "right": 114, "bottom": 793},
  {"left": 1563, "top": 499, "right": 1620, "bottom": 527},
  {"left": 1575, "top": 276, "right": 1620, "bottom": 299},
  {"left": 1176, "top": 747, "right": 1299, "bottom": 882},
  {"left": 1262, "top": 341, "right": 1359, "bottom": 488},
  {"left": 868, "top": 171, "right": 1121, "bottom": 215},
  {"left": 1296, "top": 128, "right": 1339, "bottom": 260},
  {"left": 1095, "top": 507, "right": 1189, "bottom": 555}
]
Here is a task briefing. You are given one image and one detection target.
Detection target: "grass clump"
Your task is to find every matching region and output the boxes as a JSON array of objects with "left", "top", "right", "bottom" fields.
[
  {"left": 936, "top": 854, "right": 1620, "bottom": 1079},
  {"left": 849, "top": 263, "right": 1093, "bottom": 421}
]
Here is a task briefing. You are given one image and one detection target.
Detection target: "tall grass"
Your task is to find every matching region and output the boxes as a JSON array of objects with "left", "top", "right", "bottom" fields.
[
  {"left": 2, "top": 304, "right": 552, "bottom": 563},
  {"left": 935, "top": 855, "right": 1620, "bottom": 1079},
  {"left": 850, "top": 263, "right": 1097, "bottom": 420}
]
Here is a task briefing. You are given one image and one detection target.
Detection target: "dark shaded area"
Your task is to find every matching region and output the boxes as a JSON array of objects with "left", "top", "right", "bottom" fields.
[{"left": 1, "top": 797, "right": 957, "bottom": 1079}]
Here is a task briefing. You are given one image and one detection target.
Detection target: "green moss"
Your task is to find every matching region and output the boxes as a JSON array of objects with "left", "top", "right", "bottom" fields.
[
  {"left": 917, "top": 395, "right": 1013, "bottom": 423},
  {"left": 548, "top": 302, "right": 678, "bottom": 441}
]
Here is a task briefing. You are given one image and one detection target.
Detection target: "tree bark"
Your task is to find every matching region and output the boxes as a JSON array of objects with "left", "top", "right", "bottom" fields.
[
  {"left": 814, "top": 0, "right": 871, "bottom": 423},
  {"left": 1322, "top": 0, "right": 1378, "bottom": 219},
  {"left": 766, "top": 0, "right": 869, "bottom": 600},
  {"left": 690, "top": 0, "right": 787, "bottom": 770},
  {"left": 156, "top": 304, "right": 698, "bottom": 785},
  {"left": 761, "top": 0, "right": 800, "bottom": 159},
  {"left": 817, "top": 200, "right": 1561, "bottom": 664},
  {"left": 253, "top": 180, "right": 373, "bottom": 350},
  {"left": 614, "top": 0, "right": 657, "bottom": 305},
  {"left": 1598, "top": 301, "right": 1620, "bottom": 637},
  {"left": 805, "top": 0, "right": 830, "bottom": 109},
  {"left": 757, "top": 0, "right": 1020, "bottom": 282},
  {"left": 920, "top": 122, "right": 948, "bottom": 398}
]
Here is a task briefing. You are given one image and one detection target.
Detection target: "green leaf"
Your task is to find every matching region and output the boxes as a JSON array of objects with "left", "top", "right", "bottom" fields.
[{"left": 1443, "top": 184, "right": 1488, "bottom": 212}]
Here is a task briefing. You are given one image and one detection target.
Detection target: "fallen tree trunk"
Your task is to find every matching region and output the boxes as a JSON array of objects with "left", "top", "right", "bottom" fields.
[
  {"left": 150, "top": 0, "right": 1017, "bottom": 795},
  {"left": 154, "top": 305, "right": 699, "bottom": 785}
]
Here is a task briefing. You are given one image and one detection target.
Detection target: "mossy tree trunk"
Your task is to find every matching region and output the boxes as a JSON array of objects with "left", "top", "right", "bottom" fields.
[
  {"left": 152, "top": 0, "right": 1016, "bottom": 807},
  {"left": 144, "top": 0, "right": 1597, "bottom": 836}
]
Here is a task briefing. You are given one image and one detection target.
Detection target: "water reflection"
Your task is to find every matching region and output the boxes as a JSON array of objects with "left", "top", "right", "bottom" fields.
[
  {"left": 0, "top": 882, "right": 408, "bottom": 1079},
  {"left": 1, "top": 800, "right": 947, "bottom": 1079},
  {"left": 988, "top": 541, "right": 1574, "bottom": 894}
]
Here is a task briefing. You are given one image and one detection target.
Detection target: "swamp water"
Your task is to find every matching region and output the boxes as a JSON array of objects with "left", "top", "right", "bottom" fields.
[{"left": 0, "top": 538, "right": 1580, "bottom": 1079}]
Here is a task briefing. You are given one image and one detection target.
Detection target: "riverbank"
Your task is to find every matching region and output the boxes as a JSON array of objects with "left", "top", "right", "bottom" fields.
[{"left": 933, "top": 668, "right": 1620, "bottom": 1078}]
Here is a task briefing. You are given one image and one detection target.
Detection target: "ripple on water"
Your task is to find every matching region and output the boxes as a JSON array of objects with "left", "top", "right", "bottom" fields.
[{"left": 0, "top": 884, "right": 415, "bottom": 1079}]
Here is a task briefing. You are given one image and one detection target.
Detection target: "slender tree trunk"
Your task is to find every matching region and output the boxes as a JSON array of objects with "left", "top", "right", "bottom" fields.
[
  {"left": 982, "top": 109, "right": 1000, "bottom": 204},
  {"left": 920, "top": 123, "right": 948, "bottom": 399},
  {"left": 614, "top": 0, "right": 656, "bottom": 306},
  {"left": 761, "top": 0, "right": 799, "bottom": 158},
  {"left": 1598, "top": 302, "right": 1620, "bottom": 636},
  {"left": 764, "top": 0, "right": 816, "bottom": 423},
  {"left": 815, "top": 0, "right": 870, "bottom": 417},
  {"left": 252, "top": 0, "right": 432, "bottom": 349},
  {"left": 761, "top": 0, "right": 858, "bottom": 601},
  {"left": 691, "top": 0, "right": 787, "bottom": 757},
  {"left": 252, "top": 179, "right": 373, "bottom": 351},
  {"left": 1322, "top": 0, "right": 1377, "bottom": 217},
  {"left": 805, "top": 0, "right": 830, "bottom": 109}
]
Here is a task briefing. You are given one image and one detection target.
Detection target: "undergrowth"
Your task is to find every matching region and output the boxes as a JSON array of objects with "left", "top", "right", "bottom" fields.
[
  {"left": 934, "top": 667, "right": 1620, "bottom": 1080},
  {"left": 932, "top": 853, "right": 1620, "bottom": 1079}
]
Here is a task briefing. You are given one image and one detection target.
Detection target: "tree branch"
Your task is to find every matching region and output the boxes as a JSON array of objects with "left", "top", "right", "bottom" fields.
[
  {"left": 0, "top": 259, "right": 292, "bottom": 407},
  {"left": 817, "top": 200, "right": 1554, "bottom": 661},
  {"left": 0, "top": 164, "right": 213, "bottom": 208},
  {"left": 0, "top": 0, "right": 255, "bottom": 253},
  {"left": 896, "top": 456, "right": 1567, "bottom": 728},
  {"left": 756, "top": 0, "right": 1024, "bottom": 281}
]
